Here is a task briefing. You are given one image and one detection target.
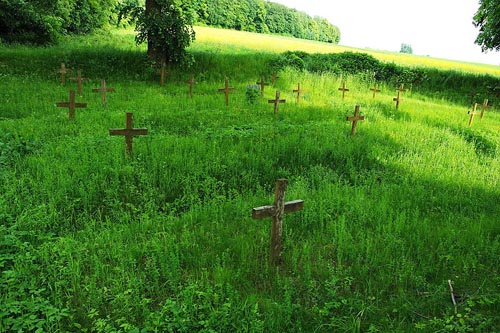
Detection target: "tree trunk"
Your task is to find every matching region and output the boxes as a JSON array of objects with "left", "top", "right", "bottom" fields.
[{"left": 145, "top": 0, "right": 160, "bottom": 60}]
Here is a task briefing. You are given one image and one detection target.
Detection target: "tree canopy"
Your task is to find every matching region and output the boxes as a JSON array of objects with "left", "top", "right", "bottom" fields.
[{"left": 473, "top": 0, "right": 500, "bottom": 52}]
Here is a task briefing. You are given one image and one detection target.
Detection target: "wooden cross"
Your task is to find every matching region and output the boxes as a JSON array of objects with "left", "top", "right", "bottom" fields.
[
  {"left": 346, "top": 105, "right": 365, "bottom": 136},
  {"left": 218, "top": 79, "right": 235, "bottom": 106},
  {"left": 468, "top": 103, "right": 479, "bottom": 126},
  {"left": 480, "top": 99, "right": 492, "bottom": 119},
  {"left": 157, "top": 62, "right": 169, "bottom": 87},
  {"left": 370, "top": 83, "right": 381, "bottom": 98},
  {"left": 70, "top": 69, "right": 89, "bottom": 96},
  {"left": 257, "top": 76, "right": 269, "bottom": 97},
  {"left": 338, "top": 81, "right": 350, "bottom": 100},
  {"left": 393, "top": 84, "right": 405, "bottom": 109},
  {"left": 184, "top": 74, "right": 198, "bottom": 98},
  {"left": 54, "top": 63, "right": 72, "bottom": 85},
  {"left": 268, "top": 91, "right": 286, "bottom": 113},
  {"left": 109, "top": 112, "right": 148, "bottom": 154},
  {"left": 56, "top": 90, "right": 87, "bottom": 120},
  {"left": 252, "top": 179, "right": 304, "bottom": 266},
  {"left": 293, "top": 83, "right": 304, "bottom": 103},
  {"left": 92, "top": 79, "right": 115, "bottom": 106},
  {"left": 271, "top": 73, "right": 279, "bottom": 85}
]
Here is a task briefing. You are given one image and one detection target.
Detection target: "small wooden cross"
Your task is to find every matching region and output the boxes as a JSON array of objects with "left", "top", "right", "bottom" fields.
[
  {"left": 56, "top": 90, "right": 87, "bottom": 120},
  {"left": 480, "top": 99, "right": 492, "bottom": 119},
  {"left": 92, "top": 79, "right": 115, "bottom": 106},
  {"left": 257, "top": 76, "right": 270, "bottom": 97},
  {"left": 370, "top": 83, "right": 381, "bottom": 98},
  {"left": 346, "top": 105, "right": 365, "bottom": 136},
  {"left": 157, "top": 62, "right": 170, "bottom": 87},
  {"left": 268, "top": 91, "right": 286, "bottom": 113},
  {"left": 468, "top": 103, "right": 479, "bottom": 126},
  {"left": 218, "top": 79, "right": 235, "bottom": 106},
  {"left": 184, "top": 74, "right": 198, "bottom": 98},
  {"left": 70, "top": 69, "right": 89, "bottom": 96},
  {"left": 252, "top": 179, "right": 304, "bottom": 266},
  {"left": 54, "top": 63, "right": 72, "bottom": 85},
  {"left": 338, "top": 81, "right": 350, "bottom": 100},
  {"left": 109, "top": 112, "right": 148, "bottom": 154},
  {"left": 271, "top": 73, "right": 279, "bottom": 85},
  {"left": 293, "top": 83, "right": 304, "bottom": 103},
  {"left": 393, "top": 84, "right": 405, "bottom": 109}
]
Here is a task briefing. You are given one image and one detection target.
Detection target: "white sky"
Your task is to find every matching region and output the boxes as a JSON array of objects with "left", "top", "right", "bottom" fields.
[{"left": 270, "top": 0, "right": 500, "bottom": 65}]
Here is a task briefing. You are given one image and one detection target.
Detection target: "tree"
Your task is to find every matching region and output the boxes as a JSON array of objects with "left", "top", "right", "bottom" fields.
[
  {"left": 473, "top": 0, "right": 500, "bottom": 51},
  {"left": 400, "top": 43, "right": 413, "bottom": 54}
]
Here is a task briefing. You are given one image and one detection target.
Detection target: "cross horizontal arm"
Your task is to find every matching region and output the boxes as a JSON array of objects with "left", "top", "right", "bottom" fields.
[
  {"left": 252, "top": 199, "right": 304, "bottom": 219},
  {"left": 109, "top": 128, "right": 148, "bottom": 136}
]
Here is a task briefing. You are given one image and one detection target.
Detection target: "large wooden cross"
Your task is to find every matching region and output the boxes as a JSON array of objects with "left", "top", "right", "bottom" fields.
[
  {"left": 109, "top": 112, "right": 148, "bottom": 154},
  {"left": 54, "top": 63, "right": 72, "bottom": 85},
  {"left": 370, "top": 83, "right": 381, "bottom": 98},
  {"left": 184, "top": 74, "right": 198, "bottom": 98},
  {"left": 268, "top": 91, "right": 286, "bottom": 113},
  {"left": 393, "top": 84, "right": 405, "bottom": 109},
  {"left": 252, "top": 179, "right": 304, "bottom": 266},
  {"left": 468, "top": 103, "right": 479, "bottom": 126},
  {"left": 293, "top": 83, "right": 304, "bottom": 103},
  {"left": 257, "top": 76, "right": 269, "bottom": 97},
  {"left": 92, "top": 79, "right": 115, "bottom": 106},
  {"left": 346, "top": 105, "right": 365, "bottom": 136},
  {"left": 338, "top": 81, "right": 350, "bottom": 100},
  {"left": 218, "top": 79, "right": 235, "bottom": 106},
  {"left": 70, "top": 69, "right": 89, "bottom": 96},
  {"left": 56, "top": 90, "right": 87, "bottom": 120},
  {"left": 480, "top": 99, "right": 492, "bottom": 119}
]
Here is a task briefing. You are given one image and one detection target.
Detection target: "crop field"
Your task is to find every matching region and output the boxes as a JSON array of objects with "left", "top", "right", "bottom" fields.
[{"left": 1, "top": 27, "right": 499, "bottom": 332}]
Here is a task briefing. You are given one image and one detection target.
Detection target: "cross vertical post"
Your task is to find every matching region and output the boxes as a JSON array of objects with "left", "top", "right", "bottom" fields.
[
  {"left": 218, "top": 79, "right": 235, "bottom": 106},
  {"left": 92, "top": 79, "right": 116, "bottom": 106},
  {"left": 252, "top": 179, "right": 304, "bottom": 266},
  {"left": 257, "top": 76, "right": 269, "bottom": 97},
  {"left": 109, "top": 112, "right": 148, "bottom": 154},
  {"left": 268, "top": 91, "right": 286, "bottom": 113},
  {"left": 54, "top": 63, "right": 72, "bottom": 85},
  {"left": 370, "top": 83, "right": 381, "bottom": 98},
  {"left": 480, "top": 99, "right": 492, "bottom": 119},
  {"left": 271, "top": 73, "right": 279, "bottom": 86},
  {"left": 293, "top": 83, "right": 304, "bottom": 103},
  {"left": 184, "top": 74, "right": 198, "bottom": 98},
  {"left": 346, "top": 105, "right": 365, "bottom": 136},
  {"left": 468, "top": 103, "right": 479, "bottom": 126},
  {"left": 70, "top": 69, "right": 88, "bottom": 96},
  {"left": 338, "top": 81, "right": 350, "bottom": 100},
  {"left": 393, "top": 84, "right": 405, "bottom": 109},
  {"left": 56, "top": 90, "right": 87, "bottom": 120}
]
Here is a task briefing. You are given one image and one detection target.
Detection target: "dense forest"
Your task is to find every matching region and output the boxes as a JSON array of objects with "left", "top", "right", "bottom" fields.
[{"left": 0, "top": 0, "right": 340, "bottom": 45}]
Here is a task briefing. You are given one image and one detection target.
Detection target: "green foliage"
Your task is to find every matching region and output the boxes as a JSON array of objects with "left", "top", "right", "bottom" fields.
[
  {"left": 474, "top": 0, "right": 500, "bottom": 51},
  {"left": 400, "top": 43, "right": 413, "bottom": 54},
  {"left": 245, "top": 84, "right": 261, "bottom": 104}
]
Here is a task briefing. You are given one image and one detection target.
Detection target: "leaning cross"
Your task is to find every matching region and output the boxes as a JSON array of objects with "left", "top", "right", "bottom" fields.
[
  {"left": 56, "top": 90, "right": 87, "bottom": 120},
  {"left": 293, "top": 83, "right": 304, "bottom": 103},
  {"left": 468, "top": 103, "right": 479, "bottom": 126},
  {"left": 109, "top": 112, "right": 148, "bottom": 154},
  {"left": 257, "top": 76, "right": 270, "bottom": 97},
  {"left": 393, "top": 84, "right": 405, "bottom": 109},
  {"left": 346, "top": 105, "right": 365, "bottom": 136},
  {"left": 54, "top": 63, "right": 72, "bottom": 85},
  {"left": 218, "top": 79, "right": 235, "bottom": 106},
  {"left": 480, "top": 99, "right": 492, "bottom": 119},
  {"left": 92, "top": 79, "right": 115, "bottom": 106},
  {"left": 338, "top": 81, "right": 350, "bottom": 100},
  {"left": 252, "top": 179, "right": 304, "bottom": 266},
  {"left": 370, "top": 83, "right": 381, "bottom": 98},
  {"left": 70, "top": 69, "right": 89, "bottom": 96},
  {"left": 184, "top": 74, "right": 198, "bottom": 98},
  {"left": 268, "top": 91, "right": 286, "bottom": 113}
]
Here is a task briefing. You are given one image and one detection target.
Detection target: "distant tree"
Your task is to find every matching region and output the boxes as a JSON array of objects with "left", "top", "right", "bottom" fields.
[
  {"left": 473, "top": 0, "right": 500, "bottom": 51},
  {"left": 400, "top": 43, "right": 413, "bottom": 54}
]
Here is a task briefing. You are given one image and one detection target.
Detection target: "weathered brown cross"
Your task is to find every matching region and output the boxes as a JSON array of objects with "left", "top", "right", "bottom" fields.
[
  {"left": 252, "top": 179, "right": 304, "bottom": 266},
  {"left": 293, "top": 83, "right": 304, "bottom": 103},
  {"left": 257, "top": 76, "right": 270, "bottom": 97},
  {"left": 70, "top": 69, "right": 89, "bottom": 96},
  {"left": 370, "top": 83, "right": 381, "bottom": 98},
  {"left": 393, "top": 84, "right": 405, "bottom": 109},
  {"left": 346, "top": 105, "right": 365, "bottom": 136},
  {"left": 271, "top": 73, "right": 279, "bottom": 85},
  {"left": 109, "top": 112, "right": 148, "bottom": 154},
  {"left": 480, "top": 99, "right": 492, "bottom": 119},
  {"left": 157, "top": 61, "right": 170, "bottom": 87},
  {"left": 92, "top": 79, "right": 115, "bottom": 106},
  {"left": 56, "top": 90, "right": 87, "bottom": 120},
  {"left": 54, "top": 63, "right": 72, "bottom": 85},
  {"left": 184, "top": 74, "right": 198, "bottom": 98},
  {"left": 268, "top": 91, "right": 286, "bottom": 113},
  {"left": 218, "top": 79, "right": 235, "bottom": 106},
  {"left": 338, "top": 81, "right": 350, "bottom": 100},
  {"left": 468, "top": 103, "right": 479, "bottom": 126}
]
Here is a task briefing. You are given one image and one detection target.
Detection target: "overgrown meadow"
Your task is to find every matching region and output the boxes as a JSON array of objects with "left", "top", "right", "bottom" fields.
[{"left": 1, "top": 27, "right": 499, "bottom": 332}]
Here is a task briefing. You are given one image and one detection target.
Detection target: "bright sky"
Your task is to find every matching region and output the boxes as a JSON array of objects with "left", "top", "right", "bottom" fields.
[{"left": 270, "top": 0, "right": 500, "bottom": 65}]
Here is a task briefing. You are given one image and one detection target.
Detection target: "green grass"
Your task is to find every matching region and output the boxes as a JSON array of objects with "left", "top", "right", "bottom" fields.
[{"left": 1, "top": 27, "right": 499, "bottom": 332}]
